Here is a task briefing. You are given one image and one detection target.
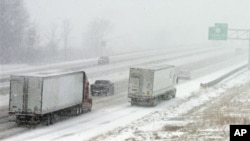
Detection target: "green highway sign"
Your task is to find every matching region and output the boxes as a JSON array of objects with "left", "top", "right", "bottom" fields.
[{"left": 208, "top": 23, "right": 228, "bottom": 40}]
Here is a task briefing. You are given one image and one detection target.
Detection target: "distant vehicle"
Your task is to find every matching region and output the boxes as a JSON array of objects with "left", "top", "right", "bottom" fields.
[
  {"left": 98, "top": 56, "right": 110, "bottom": 64},
  {"left": 9, "top": 71, "right": 92, "bottom": 126},
  {"left": 177, "top": 69, "right": 192, "bottom": 80},
  {"left": 128, "top": 65, "right": 177, "bottom": 106},
  {"left": 91, "top": 80, "right": 114, "bottom": 96}
]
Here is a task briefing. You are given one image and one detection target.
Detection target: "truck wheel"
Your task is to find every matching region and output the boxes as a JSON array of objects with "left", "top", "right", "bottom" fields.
[
  {"left": 50, "top": 114, "right": 55, "bottom": 125},
  {"left": 16, "top": 117, "right": 22, "bottom": 126},
  {"left": 77, "top": 105, "right": 82, "bottom": 115},
  {"left": 151, "top": 99, "right": 158, "bottom": 107},
  {"left": 131, "top": 98, "right": 136, "bottom": 106},
  {"left": 162, "top": 94, "right": 168, "bottom": 100},
  {"left": 172, "top": 93, "right": 176, "bottom": 98},
  {"left": 76, "top": 106, "right": 79, "bottom": 115},
  {"left": 171, "top": 89, "right": 176, "bottom": 98},
  {"left": 88, "top": 104, "right": 92, "bottom": 112},
  {"left": 112, "top": 88, "right": 115, "bottom": 95},
  {"left": 80, "top": 106, "right": 83, "bottom": 114},
  {"left": 167, "top": 94, "right": 172, "bottom": 100},
  {"left": 46, "top": 115, "right": 51, "bottom": 126}
]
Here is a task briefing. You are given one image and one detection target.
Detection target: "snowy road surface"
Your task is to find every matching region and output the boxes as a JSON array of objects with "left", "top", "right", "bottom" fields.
[
  {"left": 3, "top": 63, "right": 248, "bottom": 141},
  {"left": 0, "top": 46, "right": 248, "bottom": 141}
]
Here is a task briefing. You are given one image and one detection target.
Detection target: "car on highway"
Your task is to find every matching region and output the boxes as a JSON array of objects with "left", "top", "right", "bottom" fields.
[
  {"left": 98, "top": 56, "right": 110, "bottom": 64},
  {"left": 90, "top": 80, "right": 114, "bottom": 96}
]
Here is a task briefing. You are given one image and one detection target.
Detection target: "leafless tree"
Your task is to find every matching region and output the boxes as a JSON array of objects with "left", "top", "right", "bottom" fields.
[
  {"left": 84, "top": 18, "right": 112, "bottom": 57},
  {"left": 43, "top": 24, "right": 60, "bottom": 62},
  {"left": 62, "top": 19, "right": 71, "bottom": 60},
  {"left": 0, "top": 0, "right": 29, "bottom": 63},
  {"left": 25, "top": 22, "right": 40, "bottom": 62}
]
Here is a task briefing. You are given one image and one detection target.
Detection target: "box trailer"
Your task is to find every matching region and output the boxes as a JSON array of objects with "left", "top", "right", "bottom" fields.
[
  {"left": 9, "top": 71, "right": 92, "bottom": 126},
  {"left": 128, "top": 65, "right": 177, "bottom": 106}
]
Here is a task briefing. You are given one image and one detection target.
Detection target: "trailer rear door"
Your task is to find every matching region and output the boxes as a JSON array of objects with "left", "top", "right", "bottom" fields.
[
  {"left": 129, "top": 69, "right": 142, "bottom": 96},
  {"left": 9, "top": 76, "right": 24, "bottom": 113},
  {"left": 27, "top": 77, "right": 42, "bottom": 114}
]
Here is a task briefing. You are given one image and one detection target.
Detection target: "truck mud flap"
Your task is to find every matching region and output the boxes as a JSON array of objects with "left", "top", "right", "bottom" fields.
[{"left": 131, "top": 98, "right": 158, "bottom": 107}]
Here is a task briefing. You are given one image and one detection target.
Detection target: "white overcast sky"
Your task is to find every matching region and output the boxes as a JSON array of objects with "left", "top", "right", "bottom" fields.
[{"left": 24, "top": 0, "right": 250, "bottom": 51}]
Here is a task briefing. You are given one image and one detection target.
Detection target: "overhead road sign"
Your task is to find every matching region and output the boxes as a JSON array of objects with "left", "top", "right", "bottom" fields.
[{"left": 208, "top": 23, "right": 228, "bottom": 40}]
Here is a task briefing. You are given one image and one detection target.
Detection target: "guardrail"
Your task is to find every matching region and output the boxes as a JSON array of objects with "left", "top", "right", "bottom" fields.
[{"left": 200, "top": 64, "right": 247, "bottom": 88}]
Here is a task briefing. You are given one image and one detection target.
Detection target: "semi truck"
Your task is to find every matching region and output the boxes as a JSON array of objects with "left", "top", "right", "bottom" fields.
[
  {"left": 128, "top": 65, "right": 177, "bottom": 106},
  {"left": 9, "top": 71, "right": 92, "bottom": 126}
]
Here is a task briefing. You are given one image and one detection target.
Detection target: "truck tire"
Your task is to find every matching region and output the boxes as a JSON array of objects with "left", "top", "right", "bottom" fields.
[
  {"left": 46, "top": 115, "right": 51, "bottom": 126},
  {"left": 131, "top": 98, "right": 136, "bottom": 106},
  {"left": 50, "top": 114, "right": 55, "bottom": 125},
  {"left": 112, "top": 87, "right": 115, "bottom": 95},
  {"left": 79, "top": 105, "right": 83, "bottom": 114},
  {"left": 172, "top": 93, "right": 176, "bottom": 98},
  {"left": 172, "top": 89, "right": 176, "bottom": 98},
  {"left": 76, "top": 106, "right": 80, "bottom": 115},
  {"left": 151, "top": 98, "right": 158, "bottom": 107},
  {"left": 88, "top": 104, "right": 92, "bottom": 112},
  {"left": 163, "top": 93, "right": 169, "bottom": 100},
  {"left": 16, "top": 121, "right": 21, "bottom": 127}
]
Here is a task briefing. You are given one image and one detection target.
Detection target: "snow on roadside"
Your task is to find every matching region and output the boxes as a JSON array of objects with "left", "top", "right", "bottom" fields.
[{"left": 91, "top": 69, "right": 250, "bottom": 141}]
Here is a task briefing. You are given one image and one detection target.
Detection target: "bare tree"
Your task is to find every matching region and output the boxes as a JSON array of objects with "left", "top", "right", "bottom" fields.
[
  {"left": 0, "top": 0, "right": 29, "bottom": 63},
  {"left": 26, "top": 23, "right": 40, "bottom": 49},
  {"left": 84, "top": 18, "right": 112, "bottom": 57},
  {"left": 44, "top": 24, "right": 60, "bottom": 62},
  {"left": 62, "top": 19, "right": 71, "bottom": 60},
  {"left": 46, "top": 24, "right": 59, "bottom": 50},
  {"left": 25, "top": 22, "right": 40, "bottom": 62}
]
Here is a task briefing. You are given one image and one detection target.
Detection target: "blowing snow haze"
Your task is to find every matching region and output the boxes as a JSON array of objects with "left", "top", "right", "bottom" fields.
[
  {"left": 25, "top": 0, "right": 250, "bottom": 48},
  {"left": 1, "top": 0, "right": 250, "bottom": 64},
  {"left": 1, "top": 1, "right": 250, "bottom": 140}
]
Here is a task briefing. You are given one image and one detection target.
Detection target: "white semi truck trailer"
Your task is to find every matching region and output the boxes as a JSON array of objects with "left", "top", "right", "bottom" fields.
[
  {"left": 9, "top": 71, "right": 92, "bottom": 126},
  {"left": 128, "top": 65, "right": 177, "bottom": 106}
]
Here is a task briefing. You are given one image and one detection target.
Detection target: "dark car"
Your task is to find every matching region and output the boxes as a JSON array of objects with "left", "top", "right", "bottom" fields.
[
  {"left": 98, "top": 56, "right": 109, "bottom": 64},
  {"left": 90, "top": 80, "right": 114, "bottom": 96}
]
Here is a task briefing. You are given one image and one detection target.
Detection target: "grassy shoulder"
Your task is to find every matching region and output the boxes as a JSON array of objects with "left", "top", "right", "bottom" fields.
[{"left": 169, "top": 82, "right": 250, "bottom": 141}]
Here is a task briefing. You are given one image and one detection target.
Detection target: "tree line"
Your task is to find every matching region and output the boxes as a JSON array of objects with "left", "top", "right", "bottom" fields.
[{"left": 0, "top": 0, "right": 112, "bottom": 64}]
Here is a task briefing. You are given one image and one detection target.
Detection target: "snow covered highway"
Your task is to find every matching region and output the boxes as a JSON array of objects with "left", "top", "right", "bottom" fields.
[
  {"left": 0, "top": 46, "right": 248, "bottom": 141},
  {"left": 0, "top": 46, "right": 228, "bottom": 88},
  {"left": 1, "top": 0, "right": 250, "bottom": 140}
]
